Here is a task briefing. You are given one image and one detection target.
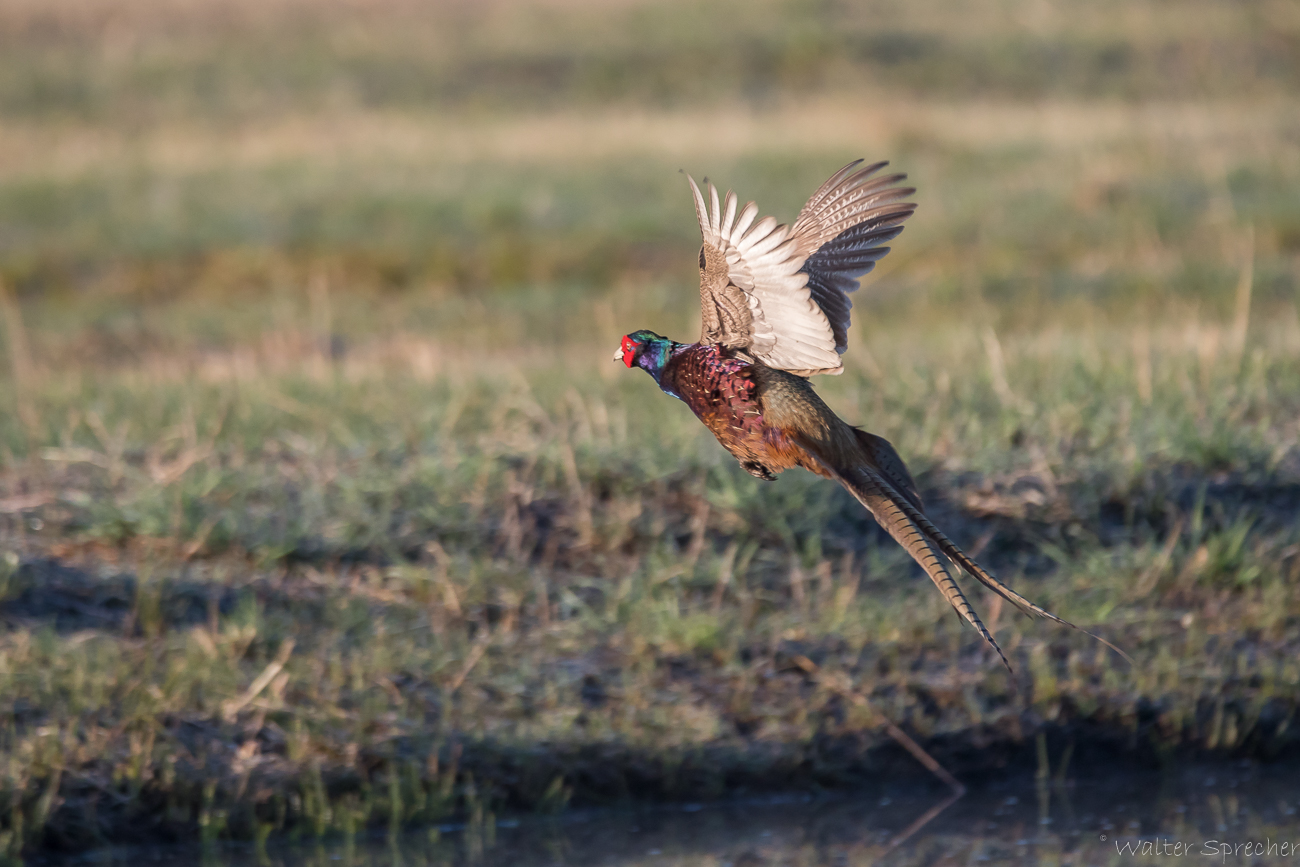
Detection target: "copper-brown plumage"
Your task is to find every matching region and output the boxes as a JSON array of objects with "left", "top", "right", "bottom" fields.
[{"left": 615, "top": 162, "right": 1128, "bottom": 671}]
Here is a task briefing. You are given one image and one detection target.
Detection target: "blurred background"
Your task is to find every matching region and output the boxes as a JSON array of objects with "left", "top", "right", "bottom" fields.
[{"left": 1, "top": 0, "right": 1299, "bottom": 858}]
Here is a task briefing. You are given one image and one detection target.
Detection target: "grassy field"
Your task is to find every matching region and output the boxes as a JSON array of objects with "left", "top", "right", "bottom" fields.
[{"left": 2, "top": 0, "right": 1300, "bottom": 856}]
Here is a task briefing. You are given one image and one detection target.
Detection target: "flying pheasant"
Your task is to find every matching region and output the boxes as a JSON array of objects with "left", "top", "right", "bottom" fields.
[{"left": 614, "top": 160, "right": 1126, "bottom": 671}]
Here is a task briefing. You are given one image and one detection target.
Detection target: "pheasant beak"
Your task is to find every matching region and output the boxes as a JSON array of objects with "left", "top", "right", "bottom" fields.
[{"left": 612, "top": 345, "right": 625, "bottom": 363}]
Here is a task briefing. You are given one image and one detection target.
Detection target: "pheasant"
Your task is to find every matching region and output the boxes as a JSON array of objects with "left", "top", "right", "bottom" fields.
[{"left": 614, "top": 160, "right": 1126, "bottom": 671}]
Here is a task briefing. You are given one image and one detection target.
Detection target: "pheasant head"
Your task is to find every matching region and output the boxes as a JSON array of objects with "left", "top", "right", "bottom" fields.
[{"left": 613, "top": 330, "right": 676, "bottom": 381}]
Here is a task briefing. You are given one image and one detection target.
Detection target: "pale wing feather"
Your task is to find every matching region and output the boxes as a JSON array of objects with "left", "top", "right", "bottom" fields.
[
  {"left": 689, "top": 175, "right": 842, "bottom": 375},
  {"left": 692, "top": 178, "right": 756, "bottom": 348}
]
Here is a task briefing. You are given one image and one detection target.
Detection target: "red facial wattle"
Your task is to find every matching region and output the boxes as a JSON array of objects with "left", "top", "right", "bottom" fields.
[{"left": 620, "top": 334, "right": 638, "bottom": 367}]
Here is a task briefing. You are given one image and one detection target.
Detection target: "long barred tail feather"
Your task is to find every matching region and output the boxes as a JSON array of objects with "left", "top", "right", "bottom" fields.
[
  {"left": 812, "top": 457, "right": 1014, "bottom": 673},
  {"left": 868, "top": 472, "right": 1135, "bottom": 667},
  {"left": 802, "top": 436, "right": 1132, "bottom": 671}
]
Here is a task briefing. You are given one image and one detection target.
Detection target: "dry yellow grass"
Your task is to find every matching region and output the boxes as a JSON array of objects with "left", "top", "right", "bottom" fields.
[{"left": 3, "top": 97, "right": 1295, "bottom": 183}]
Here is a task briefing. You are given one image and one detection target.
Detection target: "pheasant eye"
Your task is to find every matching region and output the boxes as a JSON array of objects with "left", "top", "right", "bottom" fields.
[{"left": 698, "top": 247, "right": 707, "bottom": 269}]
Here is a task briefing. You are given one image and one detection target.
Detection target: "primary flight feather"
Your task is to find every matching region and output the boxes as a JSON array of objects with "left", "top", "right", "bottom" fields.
[{"left": 615, "top": 160, "right": 1127, "bottom": 671}]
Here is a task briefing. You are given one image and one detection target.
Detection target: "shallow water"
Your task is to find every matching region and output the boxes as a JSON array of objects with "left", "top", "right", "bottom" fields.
[{"left": 49, "top": 765, "right": 1300, "bottom": 866}]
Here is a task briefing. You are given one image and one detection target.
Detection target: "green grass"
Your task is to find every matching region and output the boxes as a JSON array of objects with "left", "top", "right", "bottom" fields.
[
  {"left": 1, "top": 0, "right": 1300, "bottom": 856},
  {"left": 3, "top": 303, "right": 1300, "bottom": 852}
]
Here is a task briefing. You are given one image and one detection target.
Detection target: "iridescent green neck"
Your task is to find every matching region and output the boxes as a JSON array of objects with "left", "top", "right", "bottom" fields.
[{"left": 631, "top": 331, "right": 677, "bottom": 382}]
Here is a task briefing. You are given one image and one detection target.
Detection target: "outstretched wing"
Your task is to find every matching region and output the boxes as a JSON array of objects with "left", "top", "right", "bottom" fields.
[
  {"left": 792, "top": 160, "right": 916, "bottom": 357},
  {"left": 690, "top": 160, "right": 915, "bottom": 376}
]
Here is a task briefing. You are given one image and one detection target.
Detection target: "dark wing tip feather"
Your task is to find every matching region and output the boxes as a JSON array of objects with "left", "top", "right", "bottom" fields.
[{"left": 780, "top": 161, "right": 919, "bottom": 371}]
